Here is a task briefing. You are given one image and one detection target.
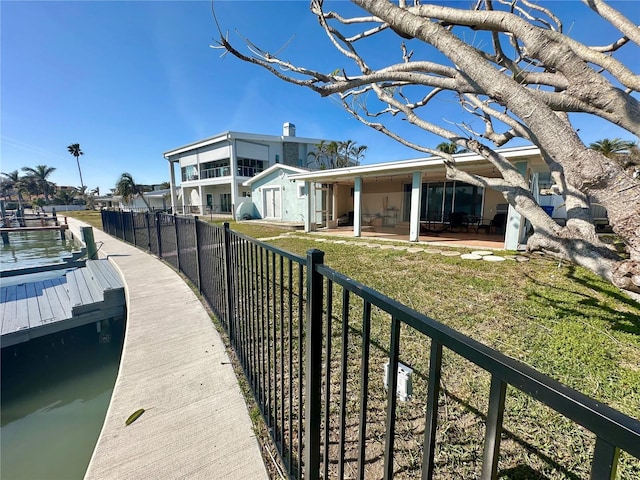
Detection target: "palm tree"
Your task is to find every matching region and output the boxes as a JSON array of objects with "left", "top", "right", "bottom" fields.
[
  {"left": 1, "top": 170, "right": 27, "bottom": 209},
  {"left": 436, "top": 142, "right": 460, "bottom": 154},
  {"left": 307, "top": 140, "right": 331, "bottom": 169},
  {"left": 67, "top": 143, "right": 85, "bottom": 190},
  {"left": 589, "top": 138, "right": 635, "bottom": 158},
  {"left": 54, "top": 188, "right": 78, "bottom": 205},
  {"left": 309, "top": 140, "right": 366, "bottom": 169},
  {"left": 115, "top": 172, "right": 151, "bottom": 211},
  {"left": 590, "top": 139, "right": 639, "bottom": 178},
  {"left": 21, "top": 164, "right": 56, "bottom": 203},
  {"left": 339, "top": 140, "right": 367, "bottom": 167}
]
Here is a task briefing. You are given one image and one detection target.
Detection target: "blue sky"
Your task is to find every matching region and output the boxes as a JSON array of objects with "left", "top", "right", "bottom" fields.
[{"left": 2, "top": 1, "right": 638, "bottom": 194}]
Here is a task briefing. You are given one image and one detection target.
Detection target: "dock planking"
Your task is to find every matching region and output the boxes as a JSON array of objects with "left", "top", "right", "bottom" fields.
[{"left": 1, "top": 259, "right": 125, "bottom": 347}]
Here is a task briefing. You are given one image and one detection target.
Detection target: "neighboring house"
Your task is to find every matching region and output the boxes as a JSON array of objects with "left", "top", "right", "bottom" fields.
[
  {"left": 96, "top": 188, "right": 174, "bottom": 212},
  {"left": 240, "top": 164, "right": 315, "bottom": 222},
  {"left": 163, "top": 123, "right": 333, "bottom": 218}
]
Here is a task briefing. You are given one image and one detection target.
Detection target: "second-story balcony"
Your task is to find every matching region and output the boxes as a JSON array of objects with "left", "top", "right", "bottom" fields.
[{"left": 201, "top": 166, "right": 231, "bottom": 179}]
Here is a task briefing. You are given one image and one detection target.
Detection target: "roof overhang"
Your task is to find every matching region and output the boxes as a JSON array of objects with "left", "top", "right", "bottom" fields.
[
  {"left": 163, "top": 131, "right": 335, "bottom": 161},
  {"left": 242, "top": 164, "right": 311, "bottom": 187},
  {"left": 289, "top": 145, "right": 542, "bottom": 183}
]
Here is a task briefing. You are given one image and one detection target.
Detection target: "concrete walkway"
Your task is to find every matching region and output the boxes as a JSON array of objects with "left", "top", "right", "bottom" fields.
[{"left": 65, "top": 218, "right": 269, "bottom": 480}]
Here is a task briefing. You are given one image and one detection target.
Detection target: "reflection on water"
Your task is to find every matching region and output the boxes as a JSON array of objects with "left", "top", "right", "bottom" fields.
[
  {"left": 1, "top": 322, "right": 124, "bottom": 480},
  {"left": 1, "top": 230, "right": 77, "bottom": 271}
]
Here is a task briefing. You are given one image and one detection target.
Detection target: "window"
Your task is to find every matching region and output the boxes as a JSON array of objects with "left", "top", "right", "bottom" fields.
[
  {"left": 420, "top": 181, "right": 484, "bottom": 221},
  {"left": 297, "top": 182, "right": 307, "bottom": 198},
  {"left": 237, "top": 158, "right": 266, "bottom": 177},
  {"left": 181, "top": 165, "right": 198, "bottom": 182},
  {"left": 220, "top": 193, "right": 231, "bottom": 213}
]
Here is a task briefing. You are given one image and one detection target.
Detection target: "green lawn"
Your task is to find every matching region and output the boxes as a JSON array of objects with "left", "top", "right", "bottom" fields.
[
  {"left": 65, "top": 215, "right": 639, "bottom": 476},
  {"left": 62, "top": 210, "right": 103, "bottom": 230},
  {"left": 262, "top": 233, "right": 639, "bottom": 477}
]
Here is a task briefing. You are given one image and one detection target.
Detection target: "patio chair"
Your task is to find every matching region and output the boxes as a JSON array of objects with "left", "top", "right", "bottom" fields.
[
  {"left": 448, "top": 212, "right": 469, "bottom": 232},
  {"left": 479, "top": 213, "right": 507, "bottom": 234}
]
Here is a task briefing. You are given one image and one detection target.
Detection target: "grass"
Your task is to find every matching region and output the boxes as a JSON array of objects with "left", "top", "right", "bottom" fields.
[
  {"left": 203, "top": 218, "right": 296, "bottom": 239},
  {"left": 61, "top": 209, "right": 103, "bottom": 229},
  {"left": 67, "top": 215, "right": 640, "bottom": 477},
  {"left": 258, "top": 232, "right": 639, "bottom": 478}
]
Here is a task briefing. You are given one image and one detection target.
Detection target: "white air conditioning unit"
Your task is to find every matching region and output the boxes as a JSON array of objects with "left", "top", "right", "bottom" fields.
[{"left": 384, "top": 361, "right": 413, "bottom": 401}]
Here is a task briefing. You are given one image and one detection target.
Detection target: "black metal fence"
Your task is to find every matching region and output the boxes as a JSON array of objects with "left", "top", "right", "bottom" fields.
[{"left": 101, "top": 210, "right": 640, "bottom": 479}]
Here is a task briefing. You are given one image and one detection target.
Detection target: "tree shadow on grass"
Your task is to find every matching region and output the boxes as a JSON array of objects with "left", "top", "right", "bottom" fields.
[
  {"left": 354, "top": 324, "right": 585, "bottom": 480},
  {"left": 498, "top": 464, "right": 553, "bottom": 479},
  {"left": 522, "top": 267, "right": 640, "bottom": 337}
]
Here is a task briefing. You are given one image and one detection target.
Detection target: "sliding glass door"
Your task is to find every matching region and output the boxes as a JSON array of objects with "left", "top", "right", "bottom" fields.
[{"left": 415, "top": 181, "right": 483, "bottom": 222}]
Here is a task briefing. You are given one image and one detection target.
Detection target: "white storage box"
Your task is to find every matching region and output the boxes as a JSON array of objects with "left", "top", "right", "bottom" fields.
[{"left": 384, "top": 361, "right": 413, "bottom": 401}]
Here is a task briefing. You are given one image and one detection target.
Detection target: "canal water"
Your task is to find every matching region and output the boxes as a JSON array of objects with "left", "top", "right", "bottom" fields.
[
  {"left": 1, "top": 229, "right": 78, "bottom": 271},
  {"left": 1, "top": 229, "right": 124, "bottom": 479}
]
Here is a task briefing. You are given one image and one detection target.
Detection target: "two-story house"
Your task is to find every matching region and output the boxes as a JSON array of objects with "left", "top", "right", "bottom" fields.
[{"left": 163, "top": 123, "right": 332, "bottom": 217}]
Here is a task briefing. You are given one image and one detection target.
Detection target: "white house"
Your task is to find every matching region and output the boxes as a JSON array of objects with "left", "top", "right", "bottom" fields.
[{"left": 163, "top": 123, "right": 332, "bottom": 218}]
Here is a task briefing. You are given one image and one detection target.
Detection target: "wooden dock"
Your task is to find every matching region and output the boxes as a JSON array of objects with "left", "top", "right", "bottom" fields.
[
  {"left": 0, "top": 224, "right": 69, "bottom": 233},
  {"left": 1, "top": 259, "right": 125, "bottom": 347}
]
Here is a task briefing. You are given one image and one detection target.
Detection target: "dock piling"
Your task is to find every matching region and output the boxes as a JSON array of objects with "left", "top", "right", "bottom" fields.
[{"left": 82, "top": 226, "right": 98, "bottom": 259}]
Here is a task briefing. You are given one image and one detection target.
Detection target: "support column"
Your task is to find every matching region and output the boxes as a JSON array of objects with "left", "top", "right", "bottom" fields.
[
  {"left": 198, "top": 185, "right": 204, "bottom": 216},
  {"left": 168, "top": 159, "right": 178, "bottom": 214},
  {"left": 332, "top": 183, "right": 338, "bottom": 226},
  {"left": 353, "top": 177, "right": 362, "bottom": 237},
  {"left": 409, "top": 171, "right": 423, "bottom": 242},
  {"left": 505, "top": 161, "right": 527, "bottom": 250},
  {"left": 304, "top": 181, "right": 315, "bottom": 232},
  {"left": 230, "top": 140, "right": 238, "bottom": 220}
]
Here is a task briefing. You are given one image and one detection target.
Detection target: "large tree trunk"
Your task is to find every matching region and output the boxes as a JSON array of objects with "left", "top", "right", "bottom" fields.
[{"left": 354, "top": 0, "right": 640, "bottom": 296}]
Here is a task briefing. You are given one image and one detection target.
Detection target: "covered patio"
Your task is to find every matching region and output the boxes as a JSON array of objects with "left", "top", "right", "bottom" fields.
[
  {"left": 289, "top": 145, "right": 546, "bottom": 250},
  {"left": 315, "top": 225, "right": 506, "bottom": 250}
]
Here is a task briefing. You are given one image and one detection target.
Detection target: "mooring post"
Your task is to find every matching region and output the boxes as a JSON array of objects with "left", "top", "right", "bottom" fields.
[
  {"left": 82, "top": 226, "right": 98, "bottom": 259},
  {"left": 52, "top": 207, "right": 58, "bottom": 226},
  {"left": 1, "top": 201, "right": 8, "bottom": 244},
  {"left": 18, "top": 206, "right": 25, "bottom": 227}
]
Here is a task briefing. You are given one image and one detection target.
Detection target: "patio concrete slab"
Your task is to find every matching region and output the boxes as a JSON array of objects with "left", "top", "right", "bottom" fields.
[{"left": 65, "top": 218, "right": 268, "bottom": 480}]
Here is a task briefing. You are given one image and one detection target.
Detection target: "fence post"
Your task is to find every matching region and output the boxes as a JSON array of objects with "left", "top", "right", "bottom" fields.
[
  {"left": 118, "top": 210, "right": 124, "bottom": 240},
  {"left": 304, "top": 248, "right": 325, "bottom": 480},
  {"left": 155, "top": 212, "right": 162, "bottom": 258},
  {"left": 174, "top": 213, "right": 181, "bottom": 272},
  {"left": 145, "top": 212, "right": 151, "bottom": 251},
  {"left": 222, "top": 222, "right": 234, "bottom": 342},
  {"left": 194, "top": 216, "right": 202, "bottom": 293},
  {"left": 481, "top": 376, "right": 507, "bottom": 479},
  {"left": 130, "top": 211, "right": 136, "bottom": 246}
]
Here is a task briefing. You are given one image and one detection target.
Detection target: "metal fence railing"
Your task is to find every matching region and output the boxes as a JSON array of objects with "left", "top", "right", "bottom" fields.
[{"left": 101, "top": 209, "right": 640, "bottom": 480}]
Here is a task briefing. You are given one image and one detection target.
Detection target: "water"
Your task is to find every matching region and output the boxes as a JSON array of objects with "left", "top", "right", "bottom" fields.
[
  {"left": 1, "top": 229, "right": 77, "bottom": 271},
  {"left": 1, "top": 228, "right": 124, "bottom": 479},
  {"left": 1, "top": 324, "right": 124, "bottom": 480}
]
